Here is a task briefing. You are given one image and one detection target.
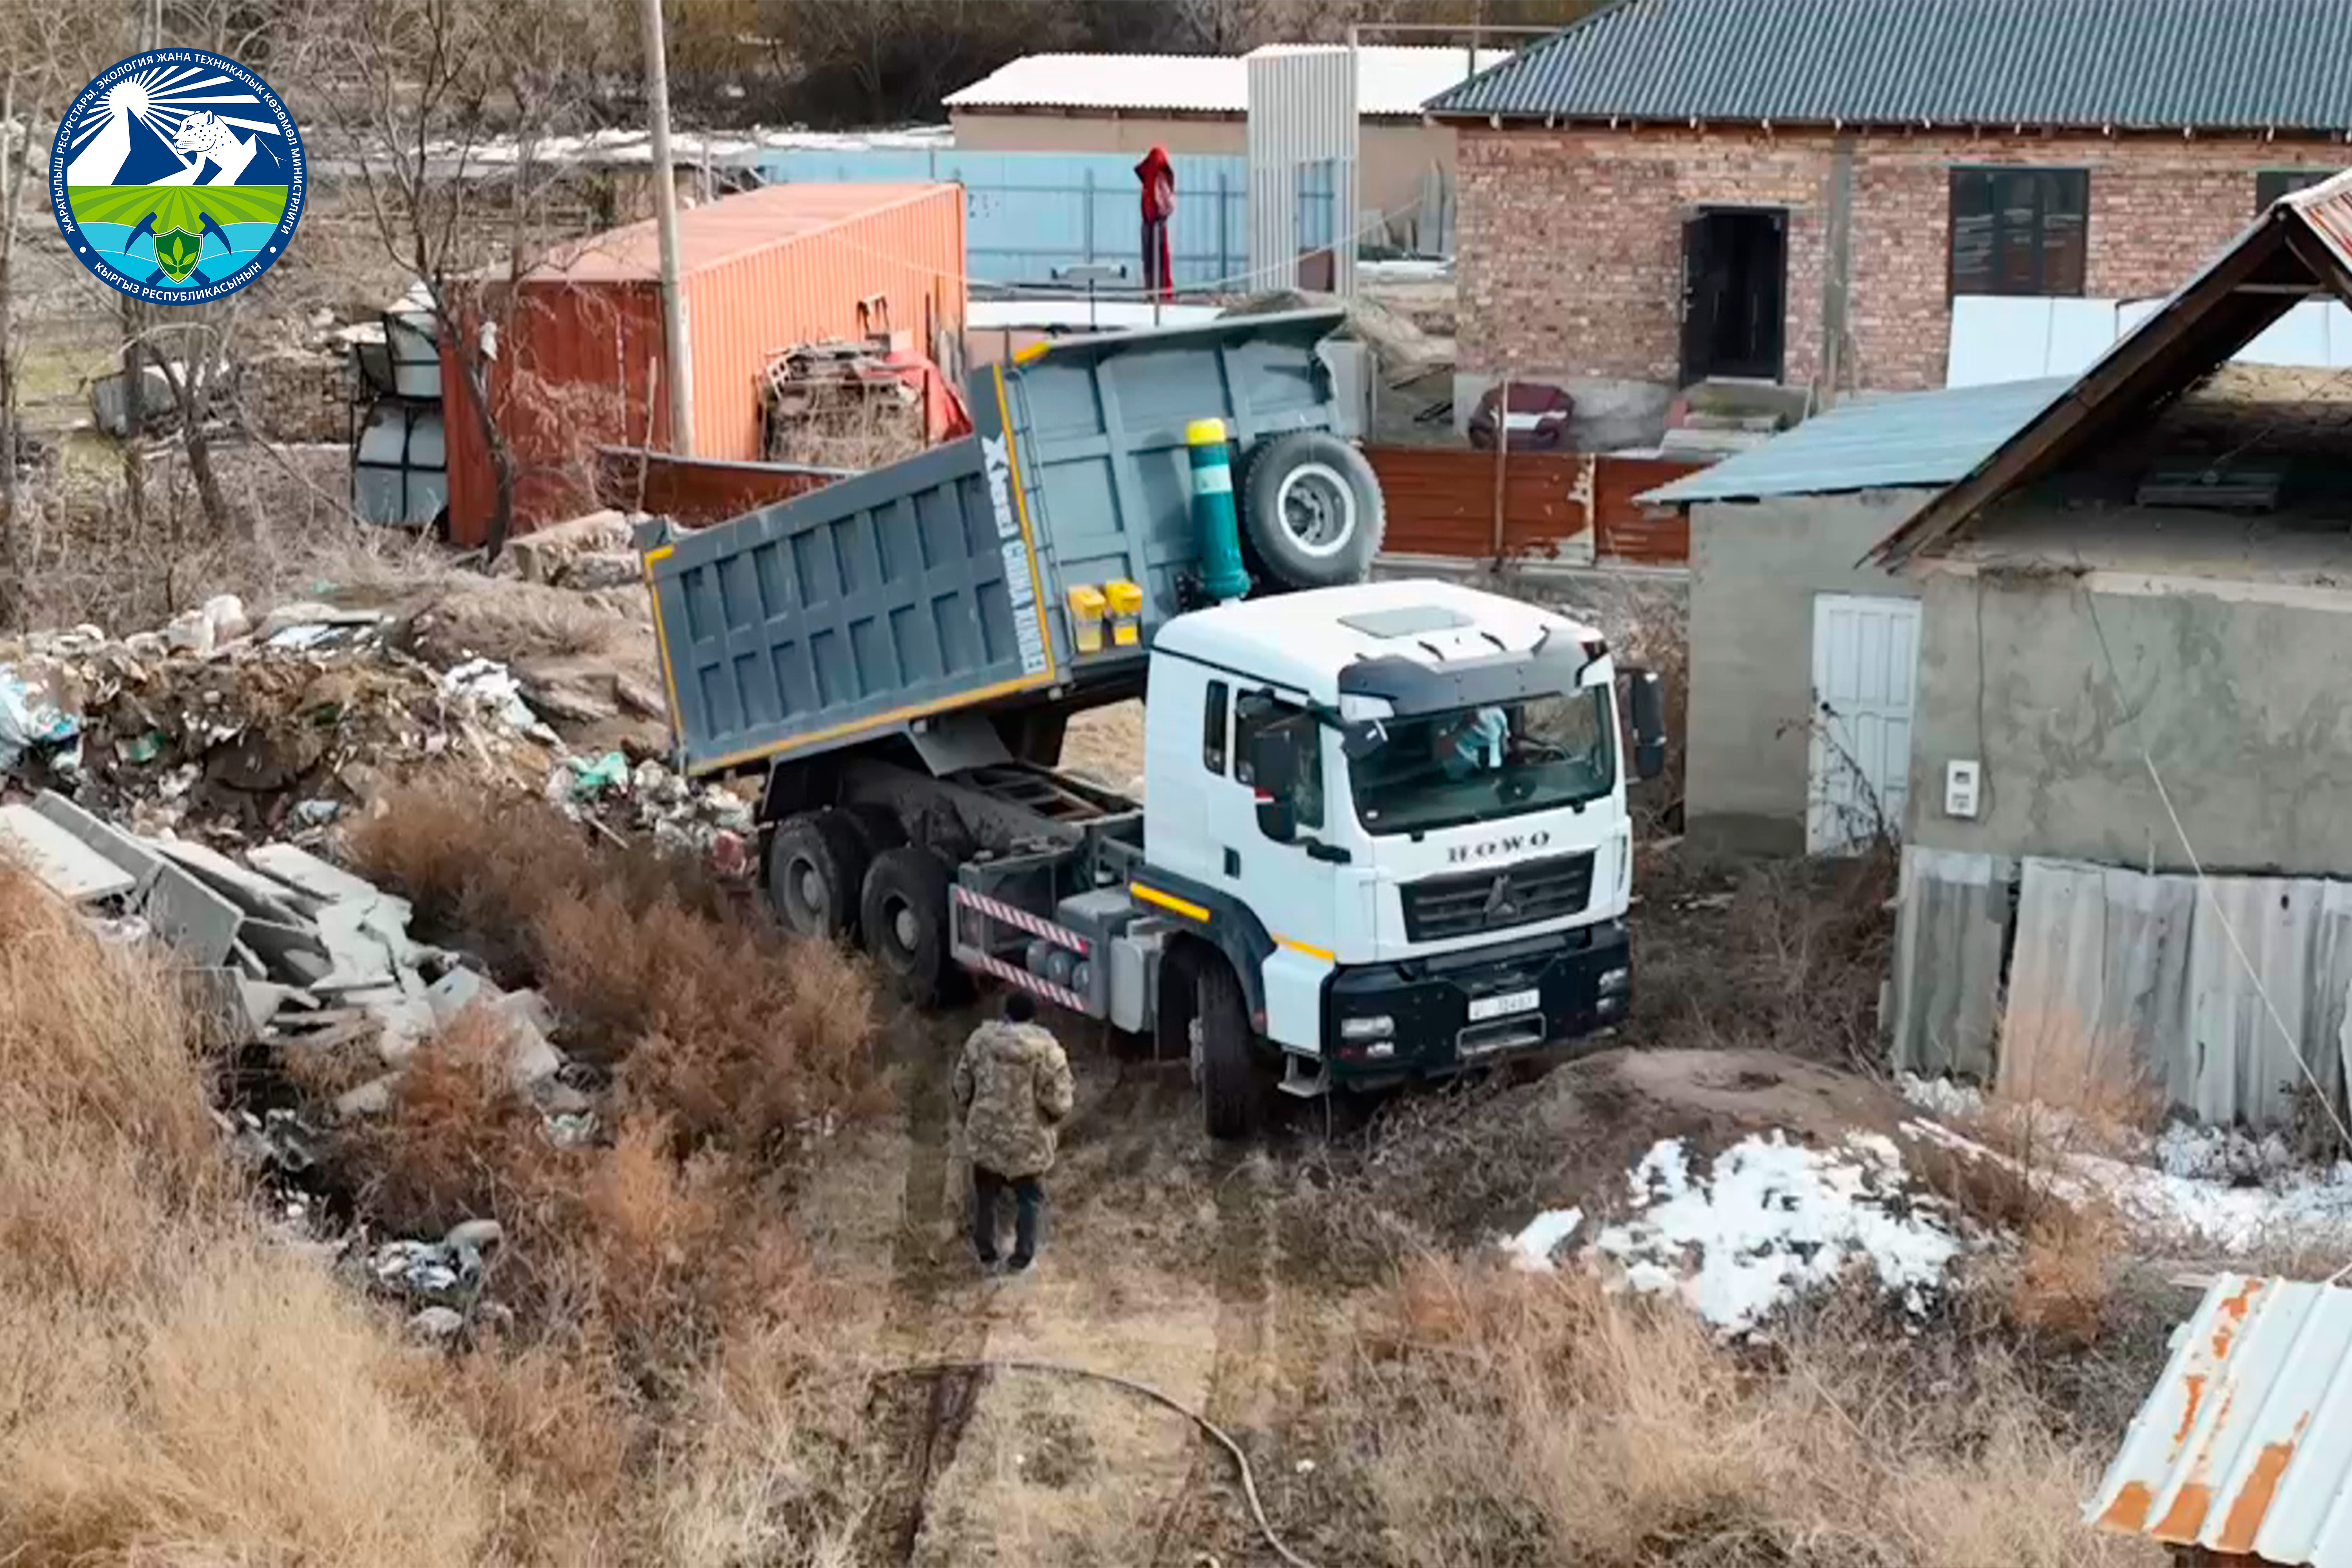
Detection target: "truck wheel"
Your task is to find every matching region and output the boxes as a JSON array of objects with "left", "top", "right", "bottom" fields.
[
  {"left": 766, "top": 810, "right": 871, "bottom": 942},
  {"left": 1192, "top": 955, "right": 1269, "bottom": 1141},
  {"left": 1241, "top": 431, "right": 1384, "bottom": 590},
  {"left": 837, "top": 802, "right": 906, "bottom": 855},
  {"left": 859, "top": 846, "right": 954, "bottom": 1005}
]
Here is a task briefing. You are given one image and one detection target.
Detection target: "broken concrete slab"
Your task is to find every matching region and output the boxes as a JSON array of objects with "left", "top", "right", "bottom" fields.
[
  {"left": 495, "top": 989, "right": 556, "bottom": 1038},
  {"left": 425, "top": 966, "right": 488, "bottom": 1026},
  {"left": 244, "top": 842, "right": 382, "bottom": 904},
  {"left": 29, "top": 790, "right": 161, "bottom": 893},
  {"left": 239, "top": 917, "right": 331, "bottom": 972},
  {"left": 312, "top": 901, "right": 399, "bottom": 991},
  {"left": 0, "top": 804, "right": 139, "bottom": 902},
  {"left": 148, "top": 837, "right": 310, "bottom": 925},
  {"left": 140, "top": 858, "right": 245, "bottom": 969},
  {"left": 367, "top": 994, "right": 437, "bottom": 1063},
  {"left": 508, "top": 1021, "right": 563, "bottom": 1088}
]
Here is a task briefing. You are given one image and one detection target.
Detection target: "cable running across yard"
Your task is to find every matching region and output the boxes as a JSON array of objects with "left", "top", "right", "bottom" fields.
[{"left": 881, "top": 1357, "right": 1322, "bottom": 1568}]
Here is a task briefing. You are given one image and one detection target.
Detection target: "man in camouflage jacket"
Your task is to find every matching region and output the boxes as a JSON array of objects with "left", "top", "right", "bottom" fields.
[{"left": 953, "top": 991, "right": 1074, "bottom": 1272}]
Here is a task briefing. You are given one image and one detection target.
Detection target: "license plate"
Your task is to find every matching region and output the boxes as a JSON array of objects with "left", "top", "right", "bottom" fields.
[{"left": 1468, "top": 987, "right": 1541, "bottom": 1023}]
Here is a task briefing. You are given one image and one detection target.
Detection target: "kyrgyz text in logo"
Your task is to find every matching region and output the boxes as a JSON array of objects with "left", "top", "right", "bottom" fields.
[{"left": 51, "top": 49, "right": 305, "bottom": 304}]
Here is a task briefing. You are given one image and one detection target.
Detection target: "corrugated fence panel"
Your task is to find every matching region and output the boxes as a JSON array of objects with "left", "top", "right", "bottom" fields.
[
  {"left": 1906, "top": 854, "right": 2352, "bottom": 1124},
  {"left": 760, "top": 149, "right": 1253, "bottom": 288},
  {"left": 1891, "top": 846, "right": 2012, "bottom": 1080},
  {"left": 1365, "top": 445, "right": 1702, "bottom": 562},
  {"left": 1999, "top": 858, "right": 2195, "bottom": 1105}
]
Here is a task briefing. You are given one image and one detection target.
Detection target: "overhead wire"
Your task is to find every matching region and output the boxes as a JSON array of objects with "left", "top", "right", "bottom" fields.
[{"left": 2055, "top": 351, "right": 2352, "bottom": 1159}]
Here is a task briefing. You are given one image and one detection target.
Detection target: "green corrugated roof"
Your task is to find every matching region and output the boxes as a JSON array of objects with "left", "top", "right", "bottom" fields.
[
  {"left": 1429, "top": 0, "right": 2352, "bottom": 132},
  {"left": 1638, "top": 378, "right": 2074, "bottom": 506}
]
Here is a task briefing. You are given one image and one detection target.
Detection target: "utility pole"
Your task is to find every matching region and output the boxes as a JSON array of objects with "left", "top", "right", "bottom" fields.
[{"left": 640, "top": 0, "right": 693, "bottom": 455}]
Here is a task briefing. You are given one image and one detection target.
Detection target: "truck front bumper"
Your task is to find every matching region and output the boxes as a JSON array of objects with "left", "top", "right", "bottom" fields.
[{"left": 1318, "top": 920, "right": 1630, "bottom": 1085}]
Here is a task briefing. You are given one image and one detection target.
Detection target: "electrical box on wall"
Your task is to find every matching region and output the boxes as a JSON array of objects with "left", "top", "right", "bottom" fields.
[{"left": 1944, "top": 760, "right": 1982, "bottom": 820}]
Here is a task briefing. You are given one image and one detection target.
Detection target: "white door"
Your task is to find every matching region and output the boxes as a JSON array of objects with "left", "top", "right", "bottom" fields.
[{"left": 1807, "top": 594, "right": 1922, "bottom": 856}]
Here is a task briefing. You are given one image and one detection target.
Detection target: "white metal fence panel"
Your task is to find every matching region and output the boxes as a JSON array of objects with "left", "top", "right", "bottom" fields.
[{"left": 1245, "top": 46, "right": 1359, "bottom": 297}]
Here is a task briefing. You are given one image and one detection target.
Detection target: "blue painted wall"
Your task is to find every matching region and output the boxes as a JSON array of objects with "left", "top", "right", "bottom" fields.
[{"left": 757, "top": 149, "right": 1334, "bottom": 290}]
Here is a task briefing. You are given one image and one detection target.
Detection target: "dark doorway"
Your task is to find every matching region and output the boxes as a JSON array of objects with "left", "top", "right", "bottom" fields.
[{"left": 1680, "top": 207, "right": 1788, "bottom": 383}]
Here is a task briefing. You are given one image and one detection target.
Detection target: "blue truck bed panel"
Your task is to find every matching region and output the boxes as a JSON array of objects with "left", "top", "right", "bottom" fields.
[{"left": 639, "top": 309, "right": 1351, "bottom": 776}]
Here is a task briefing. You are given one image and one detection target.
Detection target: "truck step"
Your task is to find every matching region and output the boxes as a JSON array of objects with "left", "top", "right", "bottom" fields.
[{"left": 1276, "top": 1054, "right": 1331, "bottom": 1099}]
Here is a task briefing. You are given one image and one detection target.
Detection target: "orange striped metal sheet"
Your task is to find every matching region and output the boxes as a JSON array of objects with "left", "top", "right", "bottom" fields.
[
  {"left": 2089, "top": 1274, "right": 2352, "bottom": 1564},
  {"left": 444, "top": 183, "right": 963, "bottom": 547}
]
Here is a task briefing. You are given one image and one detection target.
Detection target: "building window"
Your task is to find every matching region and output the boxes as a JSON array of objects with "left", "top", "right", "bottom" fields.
[
  {"left": 2258, "top": 169, "right": 2340, "bottom": 212},
  {"left": 1948, "top": 168, "right": 2089, "bottom": 298},
  {"left": 1202, "top": 680, "right": 1228, "bottom": 774}
]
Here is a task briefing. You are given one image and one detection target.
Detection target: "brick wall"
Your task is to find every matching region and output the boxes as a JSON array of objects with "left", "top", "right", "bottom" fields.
[{"left": 1458, "top": 125, "right": 2335, "bottom": 396}]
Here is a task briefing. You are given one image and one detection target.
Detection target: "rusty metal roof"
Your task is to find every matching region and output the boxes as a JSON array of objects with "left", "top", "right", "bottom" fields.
[
  {"left": 523, "top": 183, "right": 950, "bottom": 285},
  {"left": 2089, "top": 1274, "right": 2352, "bottom": 1563}
]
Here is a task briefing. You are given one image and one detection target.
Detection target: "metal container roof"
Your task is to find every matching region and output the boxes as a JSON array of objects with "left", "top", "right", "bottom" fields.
[
  {"left": 522, "top": 182, "right": 949, "bottom": 285},
  {"left": 946, "top": 46, "right": 1510, "bottom": 119},
  {"left": 1428, "top": 0, "right": 2352, "bottom": 133},
  {"left": 1638, "top": 378, "right": 2072, "bottom": 507},
  {"left": 2089, "top": 1274, "right": 2352, "bottom": 1564}
]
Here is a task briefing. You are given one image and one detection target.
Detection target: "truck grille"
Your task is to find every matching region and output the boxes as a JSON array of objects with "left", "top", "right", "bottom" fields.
[{"left": 1401, "top": 851, "right": 1596, "bottom": 944}]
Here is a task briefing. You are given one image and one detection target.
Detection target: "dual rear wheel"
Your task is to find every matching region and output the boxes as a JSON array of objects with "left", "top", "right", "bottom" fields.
[{"left": 765, "top": 808, "right": 955, "bottom": 1005}]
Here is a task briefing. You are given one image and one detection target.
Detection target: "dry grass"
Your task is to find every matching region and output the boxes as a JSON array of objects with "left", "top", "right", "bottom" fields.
[
  {"left": 348, "top": 782, "right": 882, "bottom": 1157},
  {"left": 1330, "top": 1258, "right": 2163, "bottom": 1568},
  {"left": 0, "top": 863, "right": 497, "bottom": 1567}
]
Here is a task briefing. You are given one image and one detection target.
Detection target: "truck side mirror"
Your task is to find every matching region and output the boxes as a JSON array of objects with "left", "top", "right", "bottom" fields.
[
  {"left": 1255, "top": 796, "right": 1299, "bottom": 844},
  {"left": 1625, "top": 668, "right": 1667, "bottom": 782},
  {"left": 1245, "top": 720, "right": 1301, "bottom": 797}
]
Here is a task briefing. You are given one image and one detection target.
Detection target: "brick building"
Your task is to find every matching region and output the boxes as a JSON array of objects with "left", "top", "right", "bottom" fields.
[{"left": 1427, "top": 0, "right": 2352, "bottom": 444}]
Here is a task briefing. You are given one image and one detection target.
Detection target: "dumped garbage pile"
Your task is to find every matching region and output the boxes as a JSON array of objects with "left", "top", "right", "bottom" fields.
[
  {"left": 0, "top": 596, "right": 561, "bottom": 840},
  {"left": 1504, "top": 1130, "right": 1964, "bottom": 1336},
  {"left": 0, "top": 580, "right": 757, "bottom": 871},
  {"left": 0, "top": 788, "right": 586, "bottom": 1123}
]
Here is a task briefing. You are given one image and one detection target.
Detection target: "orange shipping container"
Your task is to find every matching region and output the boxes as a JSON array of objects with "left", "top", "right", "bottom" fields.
[{"left": 441, "top": 183, "right": 965, "bottom": 547}]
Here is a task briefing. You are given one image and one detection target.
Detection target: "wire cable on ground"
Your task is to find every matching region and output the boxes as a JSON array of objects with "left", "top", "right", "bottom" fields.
[{"left": 880, "top": 1356, "right": 1322, "bottom": 1568}]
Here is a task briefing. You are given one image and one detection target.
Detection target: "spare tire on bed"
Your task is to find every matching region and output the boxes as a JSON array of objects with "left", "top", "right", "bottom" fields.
[{"left": 1240, "top": 431, "right": 1385, "bottom": 590}]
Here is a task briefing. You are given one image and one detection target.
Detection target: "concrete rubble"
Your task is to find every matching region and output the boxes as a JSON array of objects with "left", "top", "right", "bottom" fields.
[{"left": 0, "top": 788, "right": 581, "bottom": 1130}]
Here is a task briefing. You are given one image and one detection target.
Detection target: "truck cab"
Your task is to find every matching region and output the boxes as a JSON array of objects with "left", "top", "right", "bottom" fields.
[{"left": 1131, "top": 579, "right": 1653, "bottom": 1107}]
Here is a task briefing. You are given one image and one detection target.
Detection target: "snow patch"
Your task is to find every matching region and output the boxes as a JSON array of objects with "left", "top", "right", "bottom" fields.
[
  {"left": 1590, "top": 1132, "right": 1960, "bottom": 1334},
  {"left": 1501, "top": 1207, "right": 1583, "bottom": 1272},
  {"left": 1898, "top": 1073, "right": 1985, "bottom": 1120},
  {"left": 1905, "top": 1116, "right": 2352, "bottom": 1252}
]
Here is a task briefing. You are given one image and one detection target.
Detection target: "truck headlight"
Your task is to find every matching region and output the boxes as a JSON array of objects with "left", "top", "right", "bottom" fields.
[
  {"left": 1339, "top": 1015, "right": 1394, "bottom": 1041},
  {"left": 1599, "top": 967, "right": 1630, "bottom": 996}
]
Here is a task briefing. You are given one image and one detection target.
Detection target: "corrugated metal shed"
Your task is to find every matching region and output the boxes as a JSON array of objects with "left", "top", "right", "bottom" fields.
[
  {"left": 947, "top": 46, "right": 1509, "bottom": 118},
  {"left": 1639, "top": 378, "right": 2071, "bottom": 506},
  {"left": 1428, "top": 0, "right": 2352, "bottom": 132},
  {"left": 443, "top": 183, "right": 964, "bottom": 546},
  {"left": 523, "top": 182, "right": 946, "bottom": 283},
  {"left": 2090, "top": 1274, "right": 2352, "bottom": 1563}
]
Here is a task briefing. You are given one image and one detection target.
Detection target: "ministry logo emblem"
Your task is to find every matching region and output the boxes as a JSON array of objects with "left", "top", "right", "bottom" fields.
[{"left": 51, "top": 49, "right": 306, "bottom": 304}]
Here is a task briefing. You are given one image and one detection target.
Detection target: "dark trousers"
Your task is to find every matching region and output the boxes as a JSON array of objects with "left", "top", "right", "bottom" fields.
[{"left": 971, "top": 1165, "right": 1043, "bottom": 1263}]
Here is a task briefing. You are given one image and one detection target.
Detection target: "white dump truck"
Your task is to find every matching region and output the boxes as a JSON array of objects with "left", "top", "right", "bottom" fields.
[{"left": 638, "top": 309, "right": 1664, "bottom": 1136}]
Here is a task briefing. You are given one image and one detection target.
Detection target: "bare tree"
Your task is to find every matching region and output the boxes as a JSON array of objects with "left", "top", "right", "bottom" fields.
[
  {"left": 323, "top": 0, "right": 628, "bottom": 559},
  {"left": 0, "top": 7, "right": 127, "bottom": 625}
]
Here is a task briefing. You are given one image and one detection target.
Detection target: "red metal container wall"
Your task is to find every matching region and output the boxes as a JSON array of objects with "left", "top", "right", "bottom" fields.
[
  {"left": 443, "top": 184, "right": 965, "bottom": 548},
  {"left": 1363, "top": 445, "right": 1706, "bottom": 563},
  {"left": 684, "top": 185, "right": 965, "bottom": 465}
]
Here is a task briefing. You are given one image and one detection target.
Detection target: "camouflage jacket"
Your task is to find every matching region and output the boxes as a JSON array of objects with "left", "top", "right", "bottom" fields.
[{"left": 953, "top": 1020, "right": 1074, "bottom": 1178}]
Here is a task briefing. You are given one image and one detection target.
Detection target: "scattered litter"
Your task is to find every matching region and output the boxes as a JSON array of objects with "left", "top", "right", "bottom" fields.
[
  {"left": 560, "top": 749, "right": 629, "bottom": 799},
  {"left": 1591, "top": 1132, "right": 1961, "bottom": 1334},
  {"left": 0, "top": 664, "right": 80, "bottom": 771},
  {"left": 1897, "top": 1073, "right": 1986, "bottom": 1120},
  {"left": 441, "top": 657, "right": 554, "bottom": 740},
  {"left": 1500, "top": 1207, "right": 1583, "bottom": 1272},
  {"left": 373, "top": 1219, "right": 502, "bottom": 1307}
]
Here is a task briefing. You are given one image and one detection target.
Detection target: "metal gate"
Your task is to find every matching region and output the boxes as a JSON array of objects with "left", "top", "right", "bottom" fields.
[{"left": 1807, "top": 593, "right": 1921, "bottom": 855}]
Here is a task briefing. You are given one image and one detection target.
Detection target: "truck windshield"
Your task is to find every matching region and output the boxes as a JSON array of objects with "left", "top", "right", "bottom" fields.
[{"left": 1348, "top": 689, "right": 1616, "bottom": 835}]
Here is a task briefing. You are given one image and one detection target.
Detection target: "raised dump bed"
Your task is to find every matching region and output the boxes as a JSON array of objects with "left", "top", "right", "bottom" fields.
[{"left": 637, "top": 308, "right": 1380, "bottom": 776}]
